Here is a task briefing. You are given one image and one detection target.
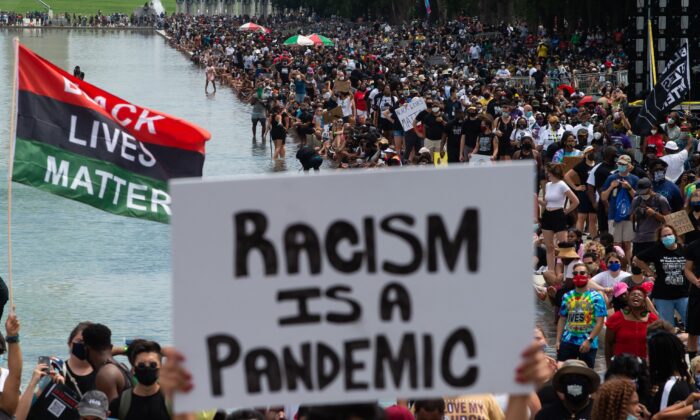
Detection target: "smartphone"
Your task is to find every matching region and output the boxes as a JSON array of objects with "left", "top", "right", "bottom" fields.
[{"left": 38, "top": 356, "right": 50, "bottom": 373}]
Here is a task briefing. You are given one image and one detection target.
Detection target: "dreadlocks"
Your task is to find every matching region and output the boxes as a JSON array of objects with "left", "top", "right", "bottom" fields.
[{"left": 648, "top": 331, "right": 690, "bottom": 385}]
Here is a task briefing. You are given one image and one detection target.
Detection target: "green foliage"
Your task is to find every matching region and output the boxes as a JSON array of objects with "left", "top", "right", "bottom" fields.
[{"left": 2, "top": 0, "right": 176, "bottom": 15}]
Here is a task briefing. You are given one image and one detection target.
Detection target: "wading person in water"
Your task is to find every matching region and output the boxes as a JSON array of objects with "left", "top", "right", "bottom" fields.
[{"left": 205, "top": 61, "right": 216, "bottom": 93}]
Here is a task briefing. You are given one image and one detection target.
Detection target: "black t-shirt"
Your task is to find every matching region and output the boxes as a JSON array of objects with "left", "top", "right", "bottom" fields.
[
  {"left": 270, "top": 121, "right": 287, "bottom": 141},
  {"left": 444, "top": 119, "right": 463, "bottom": 161},
  {"left": 475, "top": 133, "right": 495, "bottom": 155},
  {"left": 419, "top": 113, "right": 445, "bottom": 140},
  {"left": 535, "top": 399, "right": 592, "bottom": 420},
  {"left": 637, "top": 244, "right": 689, "bottom": 300},
  {"left": 461, "top": 118, "right": 481, "bottom": 148},
  {"left": 65, "top": 361, "right": 96, "bottom": 396},
  {"left": 573, "top": 159, "right": 594, "bottom": 188},
  {"left": 532, "top": 70, "right": 546, "bottom": 85},
  {"left": 686, "top": 212, "right": 700, "bottom": 244},
  {"left": 649, "top": 378, "right": 692, "bottom": 414},
  {"left": 109, "top": 390, "right": 170, "bottom": 420},
  {"left": 593, "top": 161, "right": 616, "bottom": 192}
]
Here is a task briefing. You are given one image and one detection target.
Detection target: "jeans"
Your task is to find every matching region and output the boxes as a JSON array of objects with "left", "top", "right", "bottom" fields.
[
  {"left": 557, "top": 341, "right": 597, "bottom": 368},
  {"left": 655, "top": 297, "right": 689, "bottom": 326}
]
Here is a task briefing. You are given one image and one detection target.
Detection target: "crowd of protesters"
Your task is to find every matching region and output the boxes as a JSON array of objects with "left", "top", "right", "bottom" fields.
[
  {"left": 2, "top": 6, "right": 700, "bottom": 420},
  {"left": 0, "top": 8, "right": 163, "bottom": 27}
]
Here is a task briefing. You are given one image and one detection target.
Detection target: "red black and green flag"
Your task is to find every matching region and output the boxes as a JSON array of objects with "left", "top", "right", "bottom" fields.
[{"left": 11, "top": 43, "right": 210, "bottom": 223}]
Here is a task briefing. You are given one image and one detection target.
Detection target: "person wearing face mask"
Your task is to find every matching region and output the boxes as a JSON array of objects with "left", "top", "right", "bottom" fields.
[
  {"left": 685, "top": 190, "right": 700, "bottom": 244},
  {"left": 469, "top": 115, "right": 498, "bottom": 162},
  {"left": 648, "top": 159, "right": 684, "bottom": 212},
  {"left": 460, "top": 106, "right": 481, "bottom": 162},
  {"left": 601, "top": 155, "right": 639, "bottom": 263},
  {"left": 109, "top": 340, "right": 169, "bottom": 420},
  {"left": 590, "top": 252, "right": 628, "bottom": 299},
  {"left": 537, "top": 116, "right": 566, "bottom": 159},
  {"left": 565, "top": 146, "right": 597, "bottom": 235},
  {"left": 642, "top": 125, "right": 665, "bottom": 158},
  {"left": 572, "top": 112, "right": 593, "bottom": 145},
  {"left": 64, "top": 322, "right": 98, "bottom": 397},
  {"left": 441, "top": 107, "right": 464, "bottom": 164},
  {"left": 682, "top": 230, "right": 700, "bottom": 363},
  {"left": 82, "top": 323, "right": 133, "bottom": 403},
  {"left": 552, "top": 132, "right": 581, "bottom": 164},
  {"left": 633, "top": 224, "right": 689, "bottom": 327},
  {"left": 555, "top": 263, "right": 606, "bottom": 368},
  {"left": 493, "top": 102, "right": 515, "bottom": 160},
  {"left": 535, "top": 360, "right": 599, "bottom": 419},
  {"left": 661, "top": 112, "right": 682, "bottom": 143},
  {"left": 510, "top": 116, "right": 532, "bottom": 149},
  {"left": 630, "top": 178, "right": 671, "bottom": 258}
]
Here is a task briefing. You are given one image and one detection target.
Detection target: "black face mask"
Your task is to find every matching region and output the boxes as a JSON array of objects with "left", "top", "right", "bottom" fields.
[
  {"left": 561, "top": 376, "right": 591, "bottom": 411},
  {"left": 134, "top": 366, "right": 159, "bottom": 386},
  {"left": 631, "top": 265, "right": 643, "bottom": 275},
  {"left": 71, "top": 342, "right": 87, "bottom": 361}
]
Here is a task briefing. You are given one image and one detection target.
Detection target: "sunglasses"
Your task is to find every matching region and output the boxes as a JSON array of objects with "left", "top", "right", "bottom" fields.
[
  {"left": 573, "top": 271, "right": 588, "bottom": 276},
  {"left": 136, "top": 362, "right": 158, "bottom": 370}
]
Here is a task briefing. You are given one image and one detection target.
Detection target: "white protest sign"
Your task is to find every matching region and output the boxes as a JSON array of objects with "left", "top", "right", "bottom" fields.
[
  {"left": 395, "top": 98, "right": 427, "bottom": 131},
  {"left": 171, "top": 164, "right": 534, "bottom": 412},
  {"left": 469, "top": 154, "right": 494, "bottom": 166}
]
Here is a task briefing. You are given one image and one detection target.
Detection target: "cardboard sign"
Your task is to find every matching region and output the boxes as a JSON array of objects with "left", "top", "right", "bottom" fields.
[
  {"left": 468, "top": 154, "right": 493, "bottom": 166},
  {"left": 562, "top": 156, "right": 583, "bottom": 175},
  {"left": 665, "top": 210, "right": 694, "bottom": 236},
  {"left": 27, "top": 382, "right": 80, "bottom": 420},
  {"left": 427, "top": 55, "right": 446, "bottom": 66},
  {"left": 333, "top": 80, "right": 351, "bottom": 94},
  {"left": 395, "top": 98, "right": 427, "bottom": 131},
  {"left": 322, "top": 106, "right": 344, "bottom": 124},
  {"left": 171, "top": 164, "right": 534, "bottom": 411}
]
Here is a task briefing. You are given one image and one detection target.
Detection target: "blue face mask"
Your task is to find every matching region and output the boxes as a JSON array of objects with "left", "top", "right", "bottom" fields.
[
  {"left": 617, "top": 164, "right": 628, "bottom": 173},
  {"left": 691, "top": 202, "right": 700, "bottom": 211},
  {"left": 626, "top": 415, "right": 638, "bottom": 420},
  {"left": 526, "top": 111, "right": 533, "bottom": 118},
  {"left": 661, "top": 234, "right": 676, "bottom": 248},
  {"left": 608, "top": 262, "right": 621, "bottom": 272}
]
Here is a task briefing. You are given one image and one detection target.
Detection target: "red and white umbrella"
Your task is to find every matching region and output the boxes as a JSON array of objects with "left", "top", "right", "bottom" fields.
[{"left": 238, "top": 22, "right": 270, "bottom": 33}]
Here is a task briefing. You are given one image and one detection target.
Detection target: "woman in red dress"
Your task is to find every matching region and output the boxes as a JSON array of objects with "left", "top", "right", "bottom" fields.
[{"left": 604, "top": 286, "right": 658, "bottom": 367}]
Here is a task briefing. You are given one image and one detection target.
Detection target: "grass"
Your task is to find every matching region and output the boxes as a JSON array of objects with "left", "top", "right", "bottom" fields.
[{"left": 3, "top": 0, "right": 177, "bottom": 15}]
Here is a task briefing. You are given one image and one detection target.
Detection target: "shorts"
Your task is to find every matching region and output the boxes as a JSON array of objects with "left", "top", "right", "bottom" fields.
[
  {"left": 541, "top": 209, "right": 567, "bottom": 232},
  {"left": 608, "top": 220, "right": 634, "bottom": 242},
  {"left": 252, "top": 117, "right": 266, "bottom": 126},
  {"left": 393, "top": 130, "right": 404, "bottom": 137},
  {"left": 424, "top": 139, "right": 442, "bottom": 153},
  {"left": 302, "top": 155, "right": 323, "bottom": 171},
  {"left": 687, "top": 286, "right": 700, "bottom": 335},
  {"left": 295, "top": 93, "right": 306, "bottom": 104},
  {"left": 356, "top": 110, "right": 367, "bottom": 118},
  {"left": 576, "top": 190, "right": 594, "bottom": 213}
]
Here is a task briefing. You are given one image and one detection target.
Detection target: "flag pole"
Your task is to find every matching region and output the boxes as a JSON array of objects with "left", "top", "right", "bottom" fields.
[
  {"left": 647, "top": 18, "right": 657, "bottom": 89},
  {"left": 6, "top": 38, "right": 20, "bottom": 313}
]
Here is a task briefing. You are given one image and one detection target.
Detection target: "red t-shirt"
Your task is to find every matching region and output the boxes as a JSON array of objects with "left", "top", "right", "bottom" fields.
[
  {"left": 354, "top": 90, "right": 368, "bottom": 112},
  {"left": 605, "top": 310, "right": 658, "bottom": 359}
]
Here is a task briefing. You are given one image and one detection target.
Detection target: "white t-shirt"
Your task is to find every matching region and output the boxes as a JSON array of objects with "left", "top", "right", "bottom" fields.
[
  {"left": 592, "top": 270, "right": 630, "bottom": 288},
  {"left": 538, "top": 126, "right": 566, "bottom": 149},
  {"left": 661, "top": 149, "right": 688, "bottom": 182},
  {"left": 544, "top": 180, "right": 571, "bottom": 208}
]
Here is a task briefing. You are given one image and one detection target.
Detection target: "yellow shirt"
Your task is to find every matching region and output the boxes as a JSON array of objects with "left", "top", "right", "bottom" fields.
[
  {"left": 537, "top": 44, "right": 548, "bottom": 58},
  {"left": 444, "top": 395, "right": 505, "bottom": 420}
]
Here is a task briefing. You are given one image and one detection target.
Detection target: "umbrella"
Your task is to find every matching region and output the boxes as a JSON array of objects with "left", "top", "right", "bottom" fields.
[
  {"left": 283, "top": 35, "right": 314, "bottom": 46},
  {"left": 578, "top": 95, "right": 599, "bottom": 106},
  {"left": 239, "top": 22, "right": 269, "bottom": 33},
  {"left": 557, "top": 84, "right": 575, "bottom": 95},
  {"left": 308, "top": 33, "right": 334, "bottom": 46}
]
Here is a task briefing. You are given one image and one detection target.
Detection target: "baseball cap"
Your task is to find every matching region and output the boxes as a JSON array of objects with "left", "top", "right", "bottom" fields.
[
  {"left": 77, "top": 390, "right": 109, "bottom": 420},
  {"left": 613, "top": 282, "right": 628, "bottom": 298},
  {"left": 617, "top": 155, "right": 632, "bottom": 165},
  {"left": 636, "top": 177, "right": 651, "bottom": 193}
]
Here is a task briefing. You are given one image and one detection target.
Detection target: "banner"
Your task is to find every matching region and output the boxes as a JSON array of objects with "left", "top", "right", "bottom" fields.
[
  {"left": 171, "top": 164, "right": 534, "bottom": 411},
  {"left": 634, "top": 44, "right": 690, "bottom": 136},
  {"left": 395, "top": 98, "right": 427, "bottom": 131},
  {"left": 12, "top": 43, "right": 211, "bottom": 223}
]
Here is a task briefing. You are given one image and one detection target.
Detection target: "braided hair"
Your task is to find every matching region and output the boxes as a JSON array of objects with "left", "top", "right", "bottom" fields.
[
  {"left": 648, "top": 331, "right": 690, "bottom": 386},
  {"left": 591, "top": 378, "right": 636, "bottom": 420}
]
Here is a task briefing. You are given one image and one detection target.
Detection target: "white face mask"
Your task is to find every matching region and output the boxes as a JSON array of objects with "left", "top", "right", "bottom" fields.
[
  {"left": 651, "top": 129, "right": 658, "bottom": 135},
  {"left": 432, "top": 107, "right": 440, "bottom": 113}
]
